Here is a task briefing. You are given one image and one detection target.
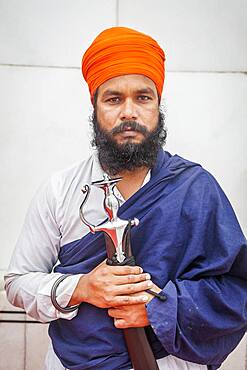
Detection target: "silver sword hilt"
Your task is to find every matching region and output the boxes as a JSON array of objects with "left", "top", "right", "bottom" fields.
[{"left": 79, "top": 173, "right": 139, "bottom": 263}]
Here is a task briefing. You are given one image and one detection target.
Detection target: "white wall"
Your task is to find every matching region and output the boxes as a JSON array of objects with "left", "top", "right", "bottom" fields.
[
  {"left": 0, "top": 0, "right": 246, "bottom": 268},
  {"left": 0, "top": 0, "right": 246, "bottom": 368},
  {"left": 0, "top": 0, "right": 117, "bottom": 269},
  {"left": 117, "top": 0, "right": 247, "bottom": 236}
]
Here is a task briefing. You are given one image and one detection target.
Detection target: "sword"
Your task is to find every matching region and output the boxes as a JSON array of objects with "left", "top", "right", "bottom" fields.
[{"left": 79, "top": 174, "right": 159, "bottom": 370}]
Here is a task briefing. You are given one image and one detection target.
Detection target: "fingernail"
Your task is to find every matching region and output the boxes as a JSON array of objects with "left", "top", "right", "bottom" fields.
[
  {"left": 139, "top": 267, "right": 143, "bottom": 273},
  {"left": 147, "top": 281, "right": 153, "bottom": 287},
  {"left": 145, "top": 273, "right": 151, "bottom": 280},
  {"left": 142, "top": 296, "right": 148, "bottom": 302}
]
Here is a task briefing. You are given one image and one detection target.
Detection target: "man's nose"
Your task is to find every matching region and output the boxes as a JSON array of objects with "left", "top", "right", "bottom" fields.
[{"left": 120, "top": 98, "right": 138, "bottom": 121}]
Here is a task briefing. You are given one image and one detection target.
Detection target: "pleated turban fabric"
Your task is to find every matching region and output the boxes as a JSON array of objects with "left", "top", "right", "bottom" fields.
[{"left": 82, "top": 27, "right": 165, "bottom": 102}]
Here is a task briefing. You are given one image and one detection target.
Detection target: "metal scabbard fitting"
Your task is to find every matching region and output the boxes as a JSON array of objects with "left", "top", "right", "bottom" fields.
[{"left": 79, "top": 173, "right": 139, "bottom": 263}]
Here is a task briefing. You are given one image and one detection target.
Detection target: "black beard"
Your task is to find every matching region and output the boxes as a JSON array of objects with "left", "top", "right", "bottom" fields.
[{"left": 90, "top": 110, "right": 167, "bottom": 176}]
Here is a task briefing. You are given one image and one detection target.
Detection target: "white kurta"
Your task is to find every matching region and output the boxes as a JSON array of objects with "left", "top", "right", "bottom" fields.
[{"left": 5, "top": 151, "right": 207, "bottom": 370}]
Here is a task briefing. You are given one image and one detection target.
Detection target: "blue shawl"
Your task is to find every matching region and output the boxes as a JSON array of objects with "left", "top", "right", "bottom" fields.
[{"left": 49, "top": 150, "right": 247, "bottom": 370}]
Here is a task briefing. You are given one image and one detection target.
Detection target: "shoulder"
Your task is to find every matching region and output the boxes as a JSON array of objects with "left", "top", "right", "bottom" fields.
[
  {"left": 165, "top": 152, "right": 229, "bottom": 206},
  {"left": 29, "top": 153, "right": 97, "bottom": 212},
  {"left": 170, "top": 152, "right": 220, "bottom": 186},
  {"left": 48, "top": 153, "right": 96, "bottom": 200}
]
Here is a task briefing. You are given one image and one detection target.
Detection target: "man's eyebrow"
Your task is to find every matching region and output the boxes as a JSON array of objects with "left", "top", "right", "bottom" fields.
[
  {"left": 135, "top": 87, "right": 156, "bottom": 96},
  {"left": 101, "top": 87, "right": 156, "bottom": 97},
  {"left": 101, "top": 90, "right": 122, "bottom": 98}
]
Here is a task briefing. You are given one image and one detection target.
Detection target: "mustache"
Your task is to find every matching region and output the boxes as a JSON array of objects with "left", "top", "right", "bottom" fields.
[{"left": 111, "top": 121, "right": 148, "bottom": 136}]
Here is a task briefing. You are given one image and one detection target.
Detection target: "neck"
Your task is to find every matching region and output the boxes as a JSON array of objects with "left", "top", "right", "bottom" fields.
[{"left": 114, "top": 166, "right": 150, "bottom": 200}]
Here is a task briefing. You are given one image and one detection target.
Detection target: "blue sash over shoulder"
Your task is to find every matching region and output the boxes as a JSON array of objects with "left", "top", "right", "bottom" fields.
[{"left": 49, "top": 149, "right": 247, "bottom": 370}]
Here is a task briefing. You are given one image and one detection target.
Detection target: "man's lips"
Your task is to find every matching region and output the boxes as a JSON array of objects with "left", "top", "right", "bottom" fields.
[
  {"left": 111, "top": 121, "right": 148, "bottom": 137},
  {"left": 114, "top": 126, "right": 145, "bottom": 137},
  {"left": 118, "top": 130, "right": 140, "bottom": 137}
]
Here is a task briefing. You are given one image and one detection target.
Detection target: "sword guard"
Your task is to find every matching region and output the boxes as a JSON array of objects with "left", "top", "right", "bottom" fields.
[{"left": 106, "top": 255, "right": 135, "bottom": 266}]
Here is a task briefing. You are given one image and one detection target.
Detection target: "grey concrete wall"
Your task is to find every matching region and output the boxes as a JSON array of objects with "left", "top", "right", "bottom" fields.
[{"left": 0, "top": 1, "right": 246, "bottom": 369}]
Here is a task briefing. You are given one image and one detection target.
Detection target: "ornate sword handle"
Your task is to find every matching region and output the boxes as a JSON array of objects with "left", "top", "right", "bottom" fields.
[
  {"left": 79, "top": 173, "right": 139, "bottom": 263},
  {"left": 79, "top": 184, "right": 96, "bottom": 233}
]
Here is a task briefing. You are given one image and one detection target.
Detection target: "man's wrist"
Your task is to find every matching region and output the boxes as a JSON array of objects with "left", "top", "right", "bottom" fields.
[
  {"left": 68, "top": 274, "right": 89, "bottom": 306},
  {"left": 51, "top": 274, "right": 80, "bottom": 313}
]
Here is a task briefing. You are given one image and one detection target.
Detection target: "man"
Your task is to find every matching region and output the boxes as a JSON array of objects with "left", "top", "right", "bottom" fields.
[{"left": 4, "top": 27, "right": 247, "bottom": 370}]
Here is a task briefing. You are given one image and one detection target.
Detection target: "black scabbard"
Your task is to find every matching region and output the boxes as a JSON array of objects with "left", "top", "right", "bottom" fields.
[{"left": 104, "top": 228, "right": 159, "bottom": 370}]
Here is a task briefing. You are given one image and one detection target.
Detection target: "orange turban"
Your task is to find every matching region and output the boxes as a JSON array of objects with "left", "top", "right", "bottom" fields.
[{"left": 82, "top": 27, "right": 165, "bottom": 103}]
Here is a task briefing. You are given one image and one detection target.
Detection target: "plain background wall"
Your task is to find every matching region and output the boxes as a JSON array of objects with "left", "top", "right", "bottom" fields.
[
  {"left": 1, "top": 0, "right": 247, "bottom": 270},
  {"left": 0, "top": 0, "right": 246, "bottom": 368}
]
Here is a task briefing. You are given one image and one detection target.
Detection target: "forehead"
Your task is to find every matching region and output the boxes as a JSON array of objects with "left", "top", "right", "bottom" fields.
[{"left": 97, "top": 74, "right": 158, "bottom": 96}]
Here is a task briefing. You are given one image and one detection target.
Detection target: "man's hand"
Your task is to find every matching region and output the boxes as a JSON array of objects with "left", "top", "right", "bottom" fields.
[
  {"left": 68, "top": 260, "right": 153, "bottom": 308},
  {"left": 108, "top": 301, "right": 149, "bottom": 328},
  {"left": 108, "top": 284, "right": 161, "bottom": 329}
]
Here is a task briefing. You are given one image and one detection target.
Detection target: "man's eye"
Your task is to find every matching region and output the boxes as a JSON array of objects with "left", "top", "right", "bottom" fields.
[
  {"left": 106, "top": 97, "right": 120, "bottom": 103},
  {"left": 137, "top": 95, "right": 151, "bottom": 101}
]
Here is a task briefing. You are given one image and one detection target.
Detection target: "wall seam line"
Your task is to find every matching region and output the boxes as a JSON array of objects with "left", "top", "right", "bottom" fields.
[
  {"left": 0, "top": 63, "right": 247, "bottom": 75},
  {"left": 116, "top": 0, "right": 119, "bottom": 26}
]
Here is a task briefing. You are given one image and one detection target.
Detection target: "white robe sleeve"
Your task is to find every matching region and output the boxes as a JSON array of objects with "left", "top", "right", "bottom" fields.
[{"left": 4, "top": 178, "right": 82, "bottom": 322}]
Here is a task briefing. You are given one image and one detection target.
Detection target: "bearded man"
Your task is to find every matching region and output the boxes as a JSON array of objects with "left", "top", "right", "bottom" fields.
[{"left": 4, "top": 27, "right": 247, "bottom": 370}]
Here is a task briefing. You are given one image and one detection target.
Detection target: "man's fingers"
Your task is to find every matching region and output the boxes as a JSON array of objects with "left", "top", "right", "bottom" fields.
[
  {"left": 115, "top": 273, "right": 151, "bottom": 285},
  {"left": 108, "top": 306, "right": 140, "bottom": 318},
  {"left": 114, "top": 280, "right": 153, "bottom": 295},
  {"left": 108, "top": 308, "right": 120, "bottom": 318},
  {"left": 109, "top": 294, "right": 148, "bottom": 307},
  {"left": 110, "top": 265, "right": 143, "bottom": 275},
  {"left": 113, "top": 318, "right": 126, "bottom": 329}
]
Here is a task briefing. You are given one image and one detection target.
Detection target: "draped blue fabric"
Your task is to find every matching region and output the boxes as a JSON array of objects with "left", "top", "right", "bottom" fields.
[{"left": 49, "top": 150, "right": 247, "bottom": 370}]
